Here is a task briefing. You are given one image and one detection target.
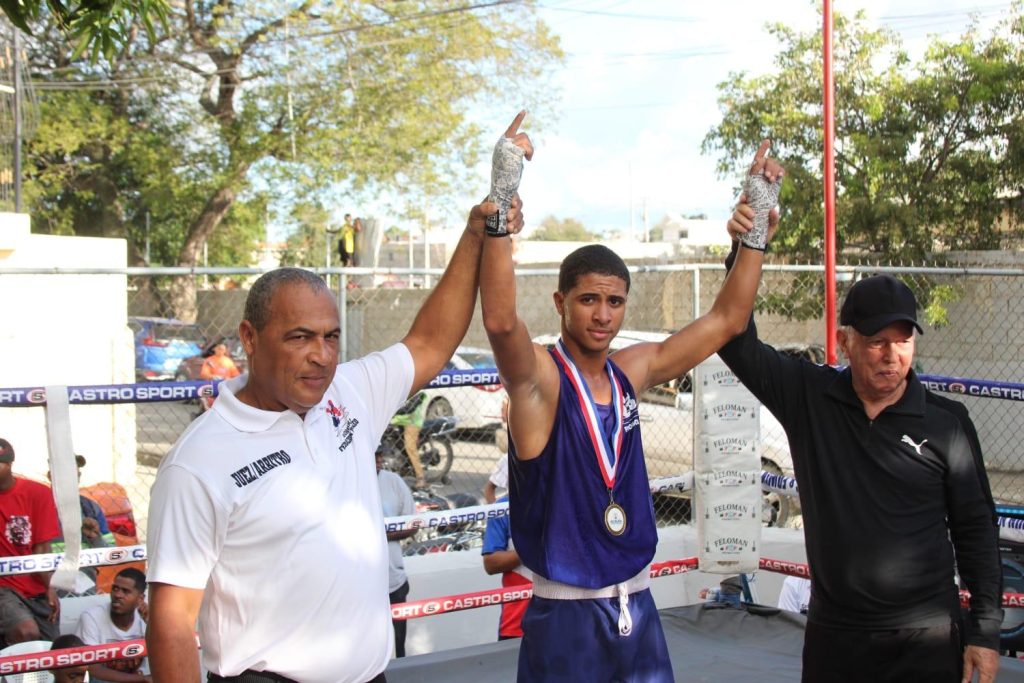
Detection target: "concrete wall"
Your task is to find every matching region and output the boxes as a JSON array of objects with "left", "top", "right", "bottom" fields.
[{"left": 0, "top": 214, "right": 135, "bottom": 486}]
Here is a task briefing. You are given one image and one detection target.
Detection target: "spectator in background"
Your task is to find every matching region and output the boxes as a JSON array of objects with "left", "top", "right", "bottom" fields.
[
  {"left": 0, "top": 438, "right": 61, "bottom": 644},
  {"left": 51, "top": 455, "right": 115, "bottom": 552},
  {"left": 376, "top": 451, "right": 417, "bottom": 657},
  {"left": 481, "top": 496, "right": 529, "bottom": 640},
  {"left": 75, "top": 567, "right": 150, "bottom": 683},
  {"left": 777, "top": 576, "right": 811, "bottom": 615},
  {"left": 339, "top": 214, "right": 356, "bottom": 267},
  {"left": 391, "top": 391, "right": 429, "bottom": 490},
  {"left": 351, "top": 216, "right": 364, "bottom": 267},
  {"left": 200, "top": 342, "right": 241, "bottom": 382},
  {"left": 50, "top": 454, "right": 115, "bottom": 596},
  {"left": 483, "top": 397, "right": 510, "bottom": 504},
  {"left": 50, "top": 634, "right": 89, "bottom": 683}
]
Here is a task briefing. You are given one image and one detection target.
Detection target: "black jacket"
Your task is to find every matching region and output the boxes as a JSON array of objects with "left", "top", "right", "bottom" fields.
[{"left": 718, "top": 272, "right": 1002, "bottom": 649}]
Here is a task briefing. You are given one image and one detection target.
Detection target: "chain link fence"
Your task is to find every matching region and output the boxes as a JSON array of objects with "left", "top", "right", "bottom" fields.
[{"left": 4, "top": 262, "right": 1023, "bottom": 566}]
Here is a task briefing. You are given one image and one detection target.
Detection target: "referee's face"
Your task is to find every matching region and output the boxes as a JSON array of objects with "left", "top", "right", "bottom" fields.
[
  {"left": 839, "top": 321, "right": 915, "bottom": 406},
  {"left": 240, "top": 283, "right": 340, "bottom": 417}
]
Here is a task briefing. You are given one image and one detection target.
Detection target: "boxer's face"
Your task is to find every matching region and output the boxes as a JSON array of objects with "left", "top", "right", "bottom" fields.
[
  {"left": 240, "top": 283, "right": 340, "bottom": 416},
  {"left": 555, "top": 273, "right": 628, "bottom": 355}
]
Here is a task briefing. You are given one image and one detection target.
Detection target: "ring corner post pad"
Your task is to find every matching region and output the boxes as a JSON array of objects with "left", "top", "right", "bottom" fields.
[{"left": 44, "top": 384, "right": 83, "bottom": 590}]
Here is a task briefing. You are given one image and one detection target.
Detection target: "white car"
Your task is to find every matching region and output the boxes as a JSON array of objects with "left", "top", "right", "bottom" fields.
[{"left": 422, "top": 346, "right": 506, "bottom": 431}]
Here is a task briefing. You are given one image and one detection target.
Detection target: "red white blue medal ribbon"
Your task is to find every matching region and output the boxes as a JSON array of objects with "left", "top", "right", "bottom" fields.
[{"left": 552, "top": 339, "right": 625, "bottom": 489}]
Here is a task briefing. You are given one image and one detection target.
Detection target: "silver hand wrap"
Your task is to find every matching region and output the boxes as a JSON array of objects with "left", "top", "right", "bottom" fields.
[
  {"left": 740, "top": 173, "right": 781, "bottom": 250},
  {"left": 485, "top": 136, "right": 525, "bottom": 236}
]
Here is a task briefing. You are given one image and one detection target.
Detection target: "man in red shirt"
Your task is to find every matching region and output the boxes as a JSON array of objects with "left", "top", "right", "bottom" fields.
[{"left": 0, "top": 438, "right": 61, "bottom": 643}]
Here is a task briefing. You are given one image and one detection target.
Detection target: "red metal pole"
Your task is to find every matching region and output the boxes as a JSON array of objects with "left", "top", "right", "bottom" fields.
[{"left": 822, "top": 0, "right": 838, "bottom": 364}]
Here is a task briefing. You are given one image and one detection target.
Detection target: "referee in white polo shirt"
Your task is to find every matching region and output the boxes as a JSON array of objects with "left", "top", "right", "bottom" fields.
[{"left": 146, "top": 119, "right": 530, "bottom": 683}]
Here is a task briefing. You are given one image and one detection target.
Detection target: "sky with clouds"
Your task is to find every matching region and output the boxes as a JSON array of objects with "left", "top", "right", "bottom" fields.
[{"left": 484, "top": 0, "right": 1015, "bottom": 239}]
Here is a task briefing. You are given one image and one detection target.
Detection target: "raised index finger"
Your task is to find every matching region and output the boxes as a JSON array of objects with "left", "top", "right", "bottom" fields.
[
  {"left": 504, "top": 110, "right": 527, "bottom": 138},
  {"left": 749, "top": 139, "right": 771, "bottom": 175}
]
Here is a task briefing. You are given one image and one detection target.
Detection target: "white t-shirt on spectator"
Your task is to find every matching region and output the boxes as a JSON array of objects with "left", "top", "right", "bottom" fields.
[
  {"left": 74, "top": 603, "right": 149, "bottom": 681},
  {"left": 489, "top": 452, "right": 508, "bottom": 490},
  {"left": 147, "top": 344, "right": 414, "bottom": 683},
  {"left": 377, "top": 469, "right": 415, "bottom": 593}
]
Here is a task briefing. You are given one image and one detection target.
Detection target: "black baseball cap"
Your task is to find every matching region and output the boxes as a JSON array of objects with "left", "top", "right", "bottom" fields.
[
  {"left": 0, "top": 439, "right": 13, "bottom": 464},
  {"left": 840, "top": 274, "right": 923, "bottom": 336}
]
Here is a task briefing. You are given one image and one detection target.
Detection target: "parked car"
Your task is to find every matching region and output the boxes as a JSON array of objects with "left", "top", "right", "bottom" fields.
[
  {"left": 175, "top": 335, "right": 249, "bottom": 381},
  {"left": 421, "top": 346, "right": 506, "bottom": 433},
  {"left": 129, "top": 316, "right": 205, "bottom": 381}
]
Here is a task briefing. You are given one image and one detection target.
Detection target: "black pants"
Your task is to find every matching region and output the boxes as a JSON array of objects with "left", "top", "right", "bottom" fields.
[
  {"left": 802, "top": 619, "right": 963, "bottom": 683},
  {"left": 389, "top": 580, "right": 411, "bottom": 658}
]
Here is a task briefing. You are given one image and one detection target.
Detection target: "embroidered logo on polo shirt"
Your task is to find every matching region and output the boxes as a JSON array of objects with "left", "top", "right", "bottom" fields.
[
  {"left": 326, "top": 398, "right": 359, "bottom": 452},
  {"left": 900, "top": 435, "right": 927, "bottom": 456},
  {"left": 326, "top": 400, "right": 345, "bottom": 428},
  {"left": 230, "top": 450, "right": 293, "bottom": 488}
]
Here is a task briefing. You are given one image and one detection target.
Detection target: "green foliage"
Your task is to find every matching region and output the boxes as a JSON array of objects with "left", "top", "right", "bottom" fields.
[
  {"left": 530, "top": 215, "right": 597, "bottom": 241},
  {"left": 703, "top": 8, "right": 1024, "bottom": 262},
  {"left": 278, "top": 202, "right": 335, "bottom": 268},
  {"left": 1, "top": 0, "right": 167, "bottom": 60},
  {"left": 922, "top": 283, "right": 959, "bottom": 329},
  {"left": 22, "top": 0, "right": 564, "bottom": 316}
]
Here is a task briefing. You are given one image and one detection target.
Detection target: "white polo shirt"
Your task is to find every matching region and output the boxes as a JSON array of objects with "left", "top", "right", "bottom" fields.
[{"left": 148, "top": 343, "right": 414, "bottom": 683}]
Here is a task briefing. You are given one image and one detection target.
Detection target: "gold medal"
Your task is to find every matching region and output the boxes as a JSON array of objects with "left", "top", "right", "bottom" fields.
[{"left": 604, "top": 501, "right": 627, "bottom": 536}]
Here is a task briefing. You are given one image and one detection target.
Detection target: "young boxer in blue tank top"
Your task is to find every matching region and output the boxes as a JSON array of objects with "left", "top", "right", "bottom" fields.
[{"left": 480, "top": 138, "right": 783, "bottom": 682}]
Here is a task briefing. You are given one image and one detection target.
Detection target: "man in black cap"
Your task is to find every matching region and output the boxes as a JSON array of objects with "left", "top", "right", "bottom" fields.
[
  {"left": 0, "top": 437, "right": 61, "bottom": 644},
  {"left": 721, "top": 209, "right": 1002, "bottom": 683}
]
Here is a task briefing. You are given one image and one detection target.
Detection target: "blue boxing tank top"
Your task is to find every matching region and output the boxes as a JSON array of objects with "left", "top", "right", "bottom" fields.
[{"left": 508, "top": 347, "right": 658, "bottom": 589}]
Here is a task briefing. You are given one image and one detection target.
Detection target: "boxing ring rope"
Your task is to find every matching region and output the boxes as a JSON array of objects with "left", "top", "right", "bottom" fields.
[{"left": 0, "top": 469, "right": 1021, "bottom": 575}]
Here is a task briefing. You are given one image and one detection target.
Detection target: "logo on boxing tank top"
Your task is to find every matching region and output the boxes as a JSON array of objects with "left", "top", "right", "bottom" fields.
[{"left": 622, "top": 392, "right": 640, "bottom": 432}]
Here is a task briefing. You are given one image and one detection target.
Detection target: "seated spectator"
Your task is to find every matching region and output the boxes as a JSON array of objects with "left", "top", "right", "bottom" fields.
[
  {"left": 200, "top": 342, "right": 241, "bottom": 381},
  {"left": 52, "top": 455, "right": 116, "bottom": 552},
  {"left": 50, "top": 455, "right": 115, "bottom": 596},
  {"left": 75, "top": 568, "right": 150, "bottom": 682},
  {"left": 0, "top": 437, "right": 61, "bottom": 644},
  {"left": 50, "top": 634, "right": 88, "bottom": 683}
]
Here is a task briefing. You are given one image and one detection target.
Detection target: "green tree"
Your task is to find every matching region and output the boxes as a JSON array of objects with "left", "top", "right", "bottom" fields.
[
  {"left": 2, "top": 0, "right": 167, "bottom": 59},
  {"left": 278, "top": 201, "right": 335, "bottom": 268},
  {"left": 25, "top": 1, "right": 564, "bottom": 320},
  {"left": 530, "top": 215, "right": 597, "bottom": 241},
  {"left": 703, "top": 8, "right": 1024, "bottom": 261}
]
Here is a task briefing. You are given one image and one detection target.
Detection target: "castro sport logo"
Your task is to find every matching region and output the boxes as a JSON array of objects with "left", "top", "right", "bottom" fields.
[{"left": 121, "top": 643, "right": 145, "bottom": 657}]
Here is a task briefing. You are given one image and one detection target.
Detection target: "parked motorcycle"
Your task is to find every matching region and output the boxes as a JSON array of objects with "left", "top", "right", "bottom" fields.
[
  {"left": 377, "top": 415, "right": 457, "bottom": 485},
  {"left": 403, "top": 490, "right": 485, "bottom": 557}
]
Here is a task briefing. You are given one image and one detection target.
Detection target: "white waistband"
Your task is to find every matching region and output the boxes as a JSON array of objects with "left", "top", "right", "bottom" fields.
[{"left": 531, "top": 567, "right": 650, "bottom": 601}]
